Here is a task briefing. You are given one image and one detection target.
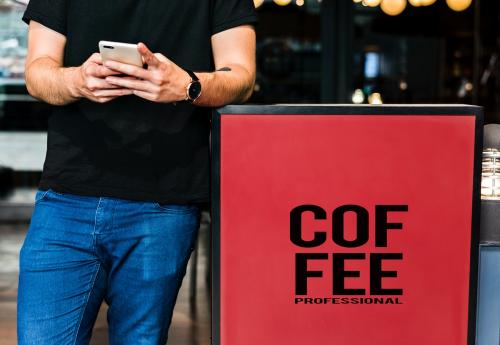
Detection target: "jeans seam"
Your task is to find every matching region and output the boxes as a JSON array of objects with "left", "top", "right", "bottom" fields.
[
  {"left": 71, "top": 263, "right": 101, "bottom": 345},
  {"left": 92, "top": 198, "right": 102, "bottom": 254}
]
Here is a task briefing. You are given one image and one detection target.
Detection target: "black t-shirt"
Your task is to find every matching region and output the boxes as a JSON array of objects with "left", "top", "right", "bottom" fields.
[{"left": 22, "top": 0, "right": 257, "bottom": 204}]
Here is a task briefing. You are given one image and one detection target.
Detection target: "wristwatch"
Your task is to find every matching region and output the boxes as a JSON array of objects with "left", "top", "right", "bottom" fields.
[{"left": 184, "top": 69, "right": 202, "bottom": 103}]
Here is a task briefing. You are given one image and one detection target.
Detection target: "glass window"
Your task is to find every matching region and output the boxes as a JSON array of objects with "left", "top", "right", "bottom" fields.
[{"left": 251, "top": 0, "right": 321, "bottom": 103}]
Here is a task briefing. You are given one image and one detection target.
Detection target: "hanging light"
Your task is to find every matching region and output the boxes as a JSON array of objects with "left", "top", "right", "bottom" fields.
[
  {"left": 254, "top": 0, "right": 265, "bottom": 8},
  {"left": 296, "top": 0, "right": 305, "bottom": 6},
  {"left": 273, "top": 0, "right": 292, "bottom": 5},
  {"left": 446, "top": 0, "right": 473, "bottom": 12},
  {"left": 352, "top": 89, "right": 365, "bottom": 104},
  {"left": 368, "top": 92, "right": 383, "bottom": 104},
  {"left": 381, "top": 0, "right": 407, "bottom": 15},
  {"left": 353, "top": 0, "right": 363, "bottom": 3},
  {"left": 408, "top": 0, "right": 437, "bottom": 6},
  {"left": 363, "top": 0, "right": 382, "bottom": 7}
]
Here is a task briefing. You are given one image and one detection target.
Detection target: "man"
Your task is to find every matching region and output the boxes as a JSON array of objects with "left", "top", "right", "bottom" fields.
[{"left": 17, "top": 1, "right": 257, "bottom": 344}]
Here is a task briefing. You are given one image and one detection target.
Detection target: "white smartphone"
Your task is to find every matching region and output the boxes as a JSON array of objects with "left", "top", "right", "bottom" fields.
[{"left": 98, "top": 41, "right": 143, "bottom": 67}]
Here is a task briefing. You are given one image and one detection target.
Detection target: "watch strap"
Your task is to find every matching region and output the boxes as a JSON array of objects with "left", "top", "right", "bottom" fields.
[{"left": 184, "top": 69, "right": 199, "bottom": 82}]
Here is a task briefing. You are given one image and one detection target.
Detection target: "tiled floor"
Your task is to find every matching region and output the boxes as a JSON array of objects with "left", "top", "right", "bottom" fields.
[{"left": 0, "top": 216, "right": 211, "bottom": 345}]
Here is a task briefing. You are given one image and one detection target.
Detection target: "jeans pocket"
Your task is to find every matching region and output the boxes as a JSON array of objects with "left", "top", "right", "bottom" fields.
[
  {"left": 153, "top": 203, "right": 200, "bottom": 214},
  {"left": 34, "top": 189, "right": 50, "bottom": 204}
]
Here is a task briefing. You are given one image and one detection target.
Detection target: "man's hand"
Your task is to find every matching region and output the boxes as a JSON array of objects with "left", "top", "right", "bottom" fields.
[
  {"left": 73, "top": 53, "right": 133, "bottom": 103},
  {"left": 102, "top": 24, "right": 256, "bottom": 107},
  {"left": 25, "top": 21, "right": 132, "bottom": 105},
  {"left": 104, "top": 43, "right": 190, "bottom": 103}
]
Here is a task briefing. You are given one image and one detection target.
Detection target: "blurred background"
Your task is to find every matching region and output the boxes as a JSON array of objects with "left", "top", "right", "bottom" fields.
[{"left": 0, "top": 0, "right": 496, "bottom": 343}]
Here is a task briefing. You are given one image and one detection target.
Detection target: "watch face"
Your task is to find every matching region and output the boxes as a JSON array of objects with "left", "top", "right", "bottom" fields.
[{"left": 189, "top": 81, "right": 202, "bottom": 100}]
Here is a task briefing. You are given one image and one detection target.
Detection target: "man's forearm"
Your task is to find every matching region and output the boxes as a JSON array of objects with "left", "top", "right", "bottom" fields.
[
  {"left": 25, "top": 57, "right": 80, "bottom": 106},
  {"left": 194, "top": 64, "right": 254, "bottom": 107}
]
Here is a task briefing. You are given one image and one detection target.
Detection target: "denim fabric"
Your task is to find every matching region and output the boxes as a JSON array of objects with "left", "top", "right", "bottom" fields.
[{"left": 17, "top": 189, "right": 200, "bottom": 345}]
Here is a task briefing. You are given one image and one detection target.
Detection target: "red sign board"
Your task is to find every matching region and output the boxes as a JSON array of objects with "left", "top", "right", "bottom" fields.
[{"left": 212, "top": 106, "right": 482, "bottom": 345}]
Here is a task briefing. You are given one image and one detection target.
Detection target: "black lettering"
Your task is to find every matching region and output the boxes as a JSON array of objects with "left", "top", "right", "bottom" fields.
[
  {"left": 370, "top": 253, "right": 403, "bottom": 295},
  {"left": 295, "top": 253, "right": 328, "bottom": 295},
  {"left": 332, "top": 205, "right": 369, "bottom": 248},
  {"left": 375, "top": 205, "right": 408, "bottom": 247},
  {"left": 290, "top": 205, "right": 327, "bottom": 248},
  {"left": 332, "top": 253, "right": 366, "bottom": 295}
]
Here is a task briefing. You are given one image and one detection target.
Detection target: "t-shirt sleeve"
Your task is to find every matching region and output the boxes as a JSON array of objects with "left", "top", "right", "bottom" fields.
[
  {"left": 212, "top": 0, "right": 258, "bottom": 35},
  {"left": 21, "top": 0, "right": 67, "bottom": 36}
]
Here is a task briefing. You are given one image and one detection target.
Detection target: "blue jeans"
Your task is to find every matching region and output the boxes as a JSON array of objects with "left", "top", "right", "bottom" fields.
[{"left": 17, "top": 189, "right": 200, "bottom": 345}]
